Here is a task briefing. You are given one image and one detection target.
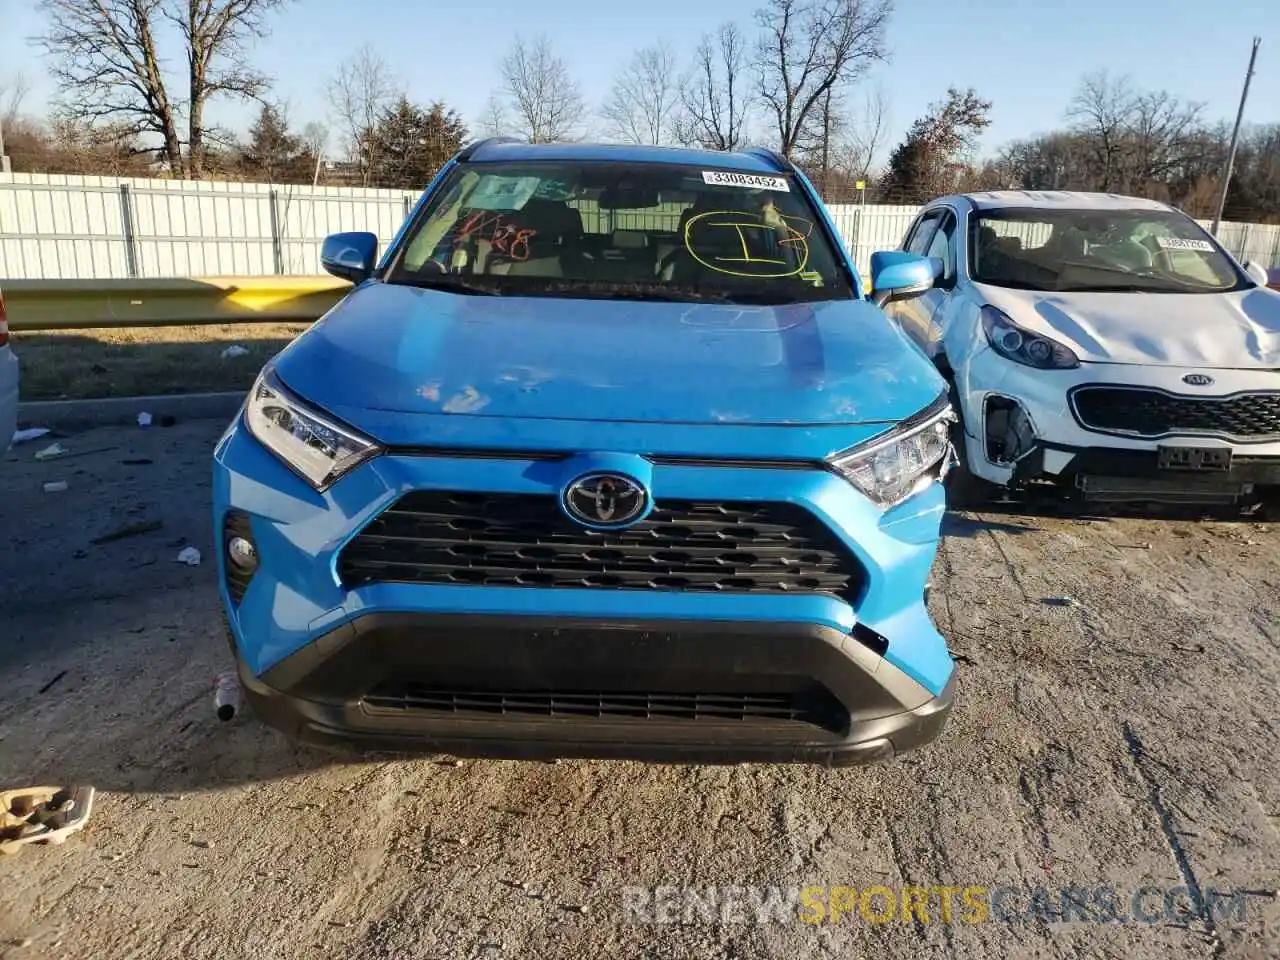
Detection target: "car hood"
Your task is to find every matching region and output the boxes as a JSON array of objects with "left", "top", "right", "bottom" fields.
[
  {"left": 976, "top": 282, "right": 1280, "bottom": 368},
  {"left": 273, "top": 282, "right": 943, "bottom": 433}
]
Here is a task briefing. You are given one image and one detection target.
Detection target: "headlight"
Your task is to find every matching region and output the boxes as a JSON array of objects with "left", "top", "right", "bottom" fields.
[
  {"left": 830, "top": 397, "right": 955, "bottom": 508},
  {"left": 244, "top": 370, "right": 381, "bottom": 490},
  {"left": 981, "top": 305, "right": 1079, "bottom": 369}
]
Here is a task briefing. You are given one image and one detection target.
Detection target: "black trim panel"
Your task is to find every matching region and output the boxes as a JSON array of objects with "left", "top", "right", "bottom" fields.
[{"left": 231, "top": 613, "right": 955, "bottom": 766}]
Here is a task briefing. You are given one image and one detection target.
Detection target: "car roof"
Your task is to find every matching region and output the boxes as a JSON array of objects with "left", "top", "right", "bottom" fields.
[
  {"left": 464, "top": 139, "right": 790, "bottom": 174},
  {"left": 941, "top": 190, "right": 1175, "bottom": 213}
]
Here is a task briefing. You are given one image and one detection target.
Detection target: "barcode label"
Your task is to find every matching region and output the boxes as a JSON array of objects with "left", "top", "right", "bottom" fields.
[{"left": 702, "top": 171, "right": 791, "bottom": 192}]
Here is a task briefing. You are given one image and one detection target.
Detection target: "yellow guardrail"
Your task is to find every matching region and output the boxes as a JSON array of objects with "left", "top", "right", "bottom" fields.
[{"left": 3, "top": 276, "right": 353, "bottom": 331}]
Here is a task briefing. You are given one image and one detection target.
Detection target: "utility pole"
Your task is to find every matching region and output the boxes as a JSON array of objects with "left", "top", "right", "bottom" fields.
[{"left": 1211, "top": 36, "right": 1261, "bottom": 235}]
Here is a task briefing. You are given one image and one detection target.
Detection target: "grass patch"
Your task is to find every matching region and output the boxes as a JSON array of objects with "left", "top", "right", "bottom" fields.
[{"left": 14, "top": 322, "right": 311, "bottom": 401}]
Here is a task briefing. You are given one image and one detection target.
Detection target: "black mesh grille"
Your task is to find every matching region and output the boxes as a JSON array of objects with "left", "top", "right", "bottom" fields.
[
  {"left": 362, "top": 684, "right": 849, "bottom": 733},
  {"left": 222, "top": 511, "right": 255, "bottom": 605},
  {"left": 1073, "top": 387, "right": 1280, "bottom": 441},
  {"left": 338, "top": 492, "right": 862, "bottom": 597}
]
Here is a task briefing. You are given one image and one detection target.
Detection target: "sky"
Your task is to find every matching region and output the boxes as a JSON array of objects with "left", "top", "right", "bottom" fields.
[{"left": 0, "top": 0, "right": 1274, "bottom": 163}]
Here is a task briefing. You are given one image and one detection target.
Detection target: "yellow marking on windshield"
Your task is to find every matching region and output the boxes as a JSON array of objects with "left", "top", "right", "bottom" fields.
[{"left": 684, "top": 210, "right": 812, "bottom": 278}]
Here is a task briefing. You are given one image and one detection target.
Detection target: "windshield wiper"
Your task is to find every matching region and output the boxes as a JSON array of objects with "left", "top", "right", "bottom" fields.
[{"left": 390, "top": 274, "right": 501, "bottom": 296}]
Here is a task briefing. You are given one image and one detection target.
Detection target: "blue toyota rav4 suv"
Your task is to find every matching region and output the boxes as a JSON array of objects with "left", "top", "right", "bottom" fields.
[{"left": 213, "top": 140, "right": 956, "bottom": 766}]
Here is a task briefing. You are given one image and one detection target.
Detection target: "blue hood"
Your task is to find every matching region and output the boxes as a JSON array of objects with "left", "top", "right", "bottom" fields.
[{"left": 274, "top": 283, "right": 942, "bottom": 435}]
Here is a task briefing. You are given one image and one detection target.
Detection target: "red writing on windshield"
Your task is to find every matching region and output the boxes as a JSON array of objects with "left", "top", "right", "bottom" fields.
[{"left": 455, "top": 212, "right": 536, "bottom": 261}]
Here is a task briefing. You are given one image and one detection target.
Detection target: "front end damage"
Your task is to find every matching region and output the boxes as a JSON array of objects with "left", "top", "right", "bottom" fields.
[{"left": 958, "top": 371, "right": 1280, "bottom": 511}]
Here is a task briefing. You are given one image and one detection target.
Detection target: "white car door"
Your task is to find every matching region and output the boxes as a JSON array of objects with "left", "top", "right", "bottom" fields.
[{"left": 888, "top": 206, "right": 960, "bottom": 360}]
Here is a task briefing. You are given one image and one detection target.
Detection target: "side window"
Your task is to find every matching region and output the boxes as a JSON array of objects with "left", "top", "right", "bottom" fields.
[
  {"left": 904, "top": 211, "right": 943, "bottom": 254},
  {"left": 925, "top": 212, "right": 957, "bottom": 286}
]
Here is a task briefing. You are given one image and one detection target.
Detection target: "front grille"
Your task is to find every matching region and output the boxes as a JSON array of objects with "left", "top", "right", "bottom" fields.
[
  {"left": 363, "top": 683, "right": 849, "bottom": 732},
  {"left": 338, "top": 492, "right": 862, "bottom": 597},
  {"left": 1072, "top": 387, "right": 1280, "bottom": 441}
]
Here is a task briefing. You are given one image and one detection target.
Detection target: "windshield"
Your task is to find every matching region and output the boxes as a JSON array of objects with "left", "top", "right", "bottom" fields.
[
  {"left": 385, "top": 161, "right": 853, "bottom": 304},
  {"left": 970, "top": 208, "right": 1246, "bottom": 294}
]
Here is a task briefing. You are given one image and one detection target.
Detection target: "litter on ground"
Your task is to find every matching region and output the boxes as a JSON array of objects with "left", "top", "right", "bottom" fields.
[
  {"left": 34, "top": 442, "right": 68, "bottom": 461},
  {"left": 0, "top": 786, "right": 96, "bottom": 855},
  {"left": 176, "top": 546, "right": 202, "bottom": 566},
  {"left": 12, "top": 428, "right": 51, "bottom": 445}
]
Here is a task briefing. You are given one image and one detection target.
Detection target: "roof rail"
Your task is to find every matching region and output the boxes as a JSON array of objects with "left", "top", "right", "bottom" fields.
[
  {"left": 744, "top": 146, "right": 795, "bottom": 174},
  {"left": 456, "top": 136, "right": 524, "bottom": 161}
]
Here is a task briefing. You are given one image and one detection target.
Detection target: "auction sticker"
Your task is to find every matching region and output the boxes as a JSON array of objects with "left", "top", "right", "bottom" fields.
[
  {"left": 1155, "top": 236, "right": 1216, "bottom": 252},
  {"left": 702, "top": 171, "right": 790, "bottom": 192}
]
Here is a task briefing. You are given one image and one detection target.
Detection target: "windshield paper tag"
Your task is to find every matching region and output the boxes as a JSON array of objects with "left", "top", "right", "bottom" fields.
[
  {"left": 702, "top": 171, "right": 790, "bottom": 192},
  {"left": 1155, "top": 236, "right": 1215, "bottom": 252},
  {"left": 467, "top": 176, "right": 542, "bottom": 211}
]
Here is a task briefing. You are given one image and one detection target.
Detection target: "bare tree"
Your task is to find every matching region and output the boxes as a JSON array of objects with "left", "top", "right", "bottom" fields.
[
  {"left": 601, "top": 42, "right": 679, "bottom": 145},
  {"left": 175, "top": 0, "right": 285, "bottom": 176},
  {"left": 1, "top": 74, "right": 31, "bottom": 125},
  {"left": 1066, "top": 71, "right": 1137, "bottom": 191},
  {"left": 499, "top": 35, "right": 585, "bottom": 143},
  {"left": 1068, "top": 71, "right": 1206, "bottom": 193},
  {"left": 479, "top": 93, "right": 511, "bottom": 138},
  {"left": 846, "top": 84, "right": 888, "bottom": 178},
  {"left": 673, "top": 23, "right": 749, "bottom": 151},
  {"left": 327, "top": 46, "right": 399, "bottom": 185},
  {"left": 35, "top": 0, "right": 286, "bottom": 177},
  {"left": 755, "top": 0, "right": 893, "bottom": 159}
]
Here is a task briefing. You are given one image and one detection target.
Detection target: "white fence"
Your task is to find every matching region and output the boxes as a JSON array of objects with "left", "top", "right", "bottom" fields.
[{"left": 2, "top": 172, "right": 1278, "bottom": 282}]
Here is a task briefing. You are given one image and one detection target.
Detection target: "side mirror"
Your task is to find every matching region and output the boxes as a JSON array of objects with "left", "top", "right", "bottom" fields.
[
  {"left": 321, "top": 231, "right": 379, "bottom": 283},
  {"left": 869, "top": 250, "right": 936, "bottom": 308},
  {"left": 1242, "top": 260, "right": 1270, "bottom": 287}
]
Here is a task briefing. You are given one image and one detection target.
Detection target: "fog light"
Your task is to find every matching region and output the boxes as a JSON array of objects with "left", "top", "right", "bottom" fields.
[{"left": 227, "top": 536, "right": 258, "bottom": 571}]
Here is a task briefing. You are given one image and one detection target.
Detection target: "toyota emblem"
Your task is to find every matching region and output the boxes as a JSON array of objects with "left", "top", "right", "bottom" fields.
[
  {"left": 1182, "top": 373, "right": 1215, "bottom": 386},
  {"left": 563, "top": 473, "right": 647, "bottom": 527}
]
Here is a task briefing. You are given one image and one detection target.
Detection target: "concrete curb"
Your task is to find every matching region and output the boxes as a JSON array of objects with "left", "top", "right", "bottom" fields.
[{"left": 18, "top": 391, "right": 243, "bottom": 430}]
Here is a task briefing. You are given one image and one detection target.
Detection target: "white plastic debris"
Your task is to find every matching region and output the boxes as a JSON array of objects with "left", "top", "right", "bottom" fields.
[
  {"left": 12, "top": 427, "right": 51, "bottom": 445},
  {"left": 34, "top": 442, "right": 68, "bottom": 461},
  {"left": 137, "top": 412, "right": 153, "bottom": 428},
  {"left": 42, "top": 481, "right": 68, "bottom": 493},
  {"left": 175, "top": 546, "right": 202, "bottom": 566},
  {"left": 214, "top": 671, "right": 241, "bottom": 721},
  {"left": 220, "top": 344, "right": 250, "bottom": 359}
]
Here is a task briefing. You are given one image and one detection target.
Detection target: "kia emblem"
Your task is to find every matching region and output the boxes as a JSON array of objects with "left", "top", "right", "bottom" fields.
[{"left": 1182, "top": 373, "right": 1215, "bottom": 387}]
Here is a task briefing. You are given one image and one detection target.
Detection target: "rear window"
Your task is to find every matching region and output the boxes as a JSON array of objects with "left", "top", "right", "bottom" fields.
[{"left": 387, "top": 161, "right": 853, "bottom": 305}]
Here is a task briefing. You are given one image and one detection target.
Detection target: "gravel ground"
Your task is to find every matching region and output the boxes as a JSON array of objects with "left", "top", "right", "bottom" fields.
[{"left": 1, "top": 420, "right": 1278, "bottom": 959}]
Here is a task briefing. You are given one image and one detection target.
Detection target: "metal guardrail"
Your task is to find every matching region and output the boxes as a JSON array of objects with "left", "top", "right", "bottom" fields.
[{"left": 4, "top": 276, "right": 351, "bottom": 331}]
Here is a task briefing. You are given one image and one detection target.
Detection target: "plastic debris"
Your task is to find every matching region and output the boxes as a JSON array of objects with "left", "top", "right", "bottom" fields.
[
  {"left": 215, "top": 671, "right": 241, "bottom": 721},
  {"left": 34, "top": 442, "right": 68, "bottom": 461},
  {"left": 13, "top": 428, "right": 52, "bottom": 445},
  {"left": 221, "top": 344, "right": 250, "bottom": 359},
  {"left": 1041, "top": 596, "right": 1078, "bottom": 607},
  {"left": 175, "top": 546, "right": 202, "bottom": 566},
  {"left": 42, "top": 481, "right": 68, "bottom": 493},
  {"left": 1, "top": 786, "right": 96, "bottom": 855},
  {"left": 137, "top": 412, "right": 153, "bottom": 428}
]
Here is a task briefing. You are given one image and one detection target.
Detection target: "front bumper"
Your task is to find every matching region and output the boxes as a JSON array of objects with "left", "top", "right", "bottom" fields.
[
  {"left": 955, "top": 347, "right": 1280, "bottom": 498},
  {"left": 230, "top": 613, "right": 955, "bottom": 766},
  {"left": 213, "top": 413, "right": 954, "bottom": 765}
]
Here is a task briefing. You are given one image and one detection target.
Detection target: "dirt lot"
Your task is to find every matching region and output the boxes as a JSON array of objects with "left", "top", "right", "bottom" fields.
[{"left": 1, "top": 420, "right": 1278, "bottom": 959}]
